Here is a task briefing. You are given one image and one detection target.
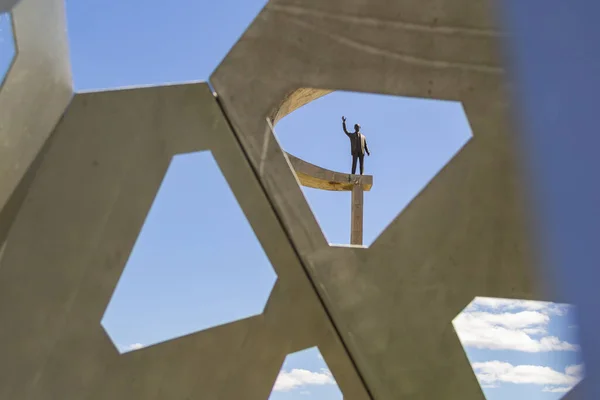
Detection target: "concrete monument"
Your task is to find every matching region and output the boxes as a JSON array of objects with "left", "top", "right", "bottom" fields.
[{"left": 0, "top": 0, "right": 585, "bottom": 399}]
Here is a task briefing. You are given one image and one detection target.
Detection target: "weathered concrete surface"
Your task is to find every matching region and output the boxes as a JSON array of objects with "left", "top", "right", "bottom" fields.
[
  {"left": 269, "top": 87, "right": 332, "bottom": 124},
  {"left": 287, "top": 152, "right": 373, "bottom": 191},
  {"left": 211, "top": 0, "right": 557, "bottom": 398},
  {"left": 0, "top": 83, "right": 369, "bottom": 400},
  {"left": 350, "top": 184, "right": 364, "bottom": 245},
  {"left": 0, "top": 0, "right": 73, "bottom": 246}
]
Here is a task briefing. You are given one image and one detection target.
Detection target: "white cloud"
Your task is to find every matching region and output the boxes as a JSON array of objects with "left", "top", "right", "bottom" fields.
[
  {"left": 458, "top": 298, "right": 584, "bottom": 395},
  {"left": 273, "top": 368, "right": 336, "bottom": 392},
  {"left": 453, "top": 298, "right": 579, "bottom": 352},
  {"left": 543, "top": 386, "right": 572, "bottom": 393},
  {"left": 481, "top": 384, "right": 498, "bottom": 389},
  {"left": 127, "top": 343, "right": 145, "bottom": 350},
  {"left": 467, "top": 298, "right": 571, "bottom": 316},
  {"left": 472, "top": 361, "right": 583, "bottom": 390},
  {"left": 565, "top": 364, "right": 584, "bottom": 377},
  {"left": 468, "top": 310, "right": 550, "bottom": 330}
]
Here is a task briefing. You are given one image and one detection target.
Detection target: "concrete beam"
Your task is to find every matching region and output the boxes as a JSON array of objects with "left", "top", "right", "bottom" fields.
[
  {"left": 0, "top": 0, "right": 73, "bottom": 246},
  {"left": 350, "top": 184, "right": 364, "bottom": 245},
  {"left": 286, "top": 152, "right": 373, "bottom": 191},
  {"left": 269, "top": 88, "right": 332, "bottom": 125}
]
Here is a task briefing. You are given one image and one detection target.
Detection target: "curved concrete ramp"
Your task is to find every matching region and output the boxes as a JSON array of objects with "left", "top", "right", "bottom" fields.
[
  {"left": 269, "top": 88, "right": 332, "bottom": 125},
  {"left": 286, "top": 152, "right": 372, "bottom": 192}
]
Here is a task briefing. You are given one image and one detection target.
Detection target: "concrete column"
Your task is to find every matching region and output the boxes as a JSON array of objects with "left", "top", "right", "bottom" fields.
[{"left": 350, "top": 183, "right": 364, "bottom": 245}]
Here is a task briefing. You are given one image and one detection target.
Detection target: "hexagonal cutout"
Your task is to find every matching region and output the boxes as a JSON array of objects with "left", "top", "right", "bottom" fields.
[
  {"left": 0, "top": 12, "right": 15, "bottom": 86},
  {"left": 67, "top": 0, "right": 267, "bottom": 90},
  {"left": 274, "top": 90, "right": 472, "bottom": 247},
  {"left": 101, "top": 151, "right": 277, "bottom": 353},
  {"left": 453, "top": 297, "right": 584, "bottom": 399},
  {"left": 270, "top": 347, "right": 342, "bottom": 399}
]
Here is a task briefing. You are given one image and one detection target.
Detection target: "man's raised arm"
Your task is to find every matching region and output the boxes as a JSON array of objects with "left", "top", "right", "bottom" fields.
[{"left": 342, "top": 116, "right": 352, "bottom": 137}]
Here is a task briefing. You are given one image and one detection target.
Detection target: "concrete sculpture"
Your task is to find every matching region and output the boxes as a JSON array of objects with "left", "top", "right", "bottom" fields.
[
  {"left": 0, "top": 0, "right": 71, "bottom": 247},
  {"left": 285, "top": 145, "right": 373, "bottom": 245},
  {"left": 0, "top": 0, "right": 584, "bottom": 399}
]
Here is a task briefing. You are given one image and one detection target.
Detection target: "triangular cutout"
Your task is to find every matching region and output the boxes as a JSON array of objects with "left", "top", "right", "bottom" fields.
[
  {"left": 101, "top": 151, "right": 277, "bottom": 353},
  {"left": 270, "top": 347, "right": 343, "bottom": 399},
  {"left": 453, "top": 297, "right": 584, "bottom": 399}
]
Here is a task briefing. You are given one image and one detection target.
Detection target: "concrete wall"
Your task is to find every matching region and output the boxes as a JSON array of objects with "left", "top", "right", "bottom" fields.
[
  {"left": 0, "top": 82, "right": 368, "bottom": 400},
  {"left": 210, "top": 0, "right": 553, "bottom": 398},
  {"left": 0, "top": 0, "right": 578, "bottom": 399},
  {"left": 0, "top": 0, "right": 72, "bottom": 247}
]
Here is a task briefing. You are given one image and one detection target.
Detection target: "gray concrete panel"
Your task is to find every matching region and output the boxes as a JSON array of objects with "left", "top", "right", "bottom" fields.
[
  {"left": 0, "top": 82, "right": 368, "bottom": 400},
  {"left": 0, "top": 0, "right": 73, "bottom": 246},
  {"left": 211, "top": 1, "right": 554, "bottom": 398}
]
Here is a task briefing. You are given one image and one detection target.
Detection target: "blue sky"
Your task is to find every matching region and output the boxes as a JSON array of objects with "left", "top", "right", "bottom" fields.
[
  {"left": 0, "top": 13, "right": 14, "bottom": 85},
  {"left": 0, "top": 1, "right": 583, "bottom": 399}
]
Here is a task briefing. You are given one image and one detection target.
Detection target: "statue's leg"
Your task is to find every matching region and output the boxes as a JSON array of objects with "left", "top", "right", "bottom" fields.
[
  {"left": 359, "top": 154, "right": 364, "bottom": 175},
  {"left": 352, "top": 155, "right": 357, "bottom": 174}
]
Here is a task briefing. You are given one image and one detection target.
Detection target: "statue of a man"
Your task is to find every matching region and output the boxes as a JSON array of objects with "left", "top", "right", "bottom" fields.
[{"left": 342, "top": 116, "right": 370, "bottom": 175}]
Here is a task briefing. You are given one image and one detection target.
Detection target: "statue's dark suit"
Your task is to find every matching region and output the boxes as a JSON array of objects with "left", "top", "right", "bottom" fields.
[{"left": 343, "top": 121, "right": 370, "bottom": 175}]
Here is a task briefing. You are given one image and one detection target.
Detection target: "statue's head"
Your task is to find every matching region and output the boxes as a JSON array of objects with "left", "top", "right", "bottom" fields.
[{"left": 354, "top": 124, "right": 360, "bottom": 132}]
